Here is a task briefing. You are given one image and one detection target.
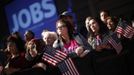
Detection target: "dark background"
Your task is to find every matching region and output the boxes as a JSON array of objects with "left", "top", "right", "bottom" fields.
[{"left": 0, "top": 0, "right": 134, "bottom": 48}]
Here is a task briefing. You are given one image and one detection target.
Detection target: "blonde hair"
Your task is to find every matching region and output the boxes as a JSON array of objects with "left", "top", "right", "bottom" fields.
[{"left": 41, "top": 30, "right": 58, "bottom": 40}]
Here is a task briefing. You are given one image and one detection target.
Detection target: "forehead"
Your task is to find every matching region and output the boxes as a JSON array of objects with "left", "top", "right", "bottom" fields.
[
  {"left": 43, "top": 33, "right": 51, "bottom": 38},
  {"left": 106, "top": 18, "right": 112, "bottom": 22},
  {"left": 100, "top": 11, "right": 108, "bottom": 15},
  {"left": 89, "top": 19, "right": 96, "bottom": 23},
  {"left": 43, "top": 32, "right": 55, "bottom": 38},
  {"left": 28, "top": 40, "right": 35, "bottom": 45},
  {"left": 7, "top": 42, "right": 16, "bottom": 46},
  {"left": 57, "top": 21, "right": 65, "bottom": 26},
  {"left": 86, "top": 18, "right": 90, "bottom": 23}
]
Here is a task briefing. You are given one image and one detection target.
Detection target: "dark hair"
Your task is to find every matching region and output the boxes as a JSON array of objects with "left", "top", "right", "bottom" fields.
[
  {"left": 7, "top": 35, "right": 20, "bottom": 51},
  {"left": 56, "top": 19, "right": 75, "bottom": 40},
  {"left": 106, "top": 16, "right": 119, "bottom": 28},
  {"left": 7, "top": 41, "right": 19, "bottom": 52},
  {"left": 11, "top": 32, "right": 25, "bottom": 52},
  {"left": 25, "top": 30, "right": 35, "bottom": 38},
  {"left": 99, "top": 9, "right": 110, "bottom": 16},
  {"left": 59, "top": 11, "right": 73, "bottom": 19},
  {"left": 87, "top": 17, "right": 109, "bottom": 37}
]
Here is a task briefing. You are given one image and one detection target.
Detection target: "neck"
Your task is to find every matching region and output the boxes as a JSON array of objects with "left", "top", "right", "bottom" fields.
[
  {"left": 94, "top": 32, "right": 99, "bottom": 36},
  {"left": 61, "top": 34, "right": 70, "bottom": 44}
]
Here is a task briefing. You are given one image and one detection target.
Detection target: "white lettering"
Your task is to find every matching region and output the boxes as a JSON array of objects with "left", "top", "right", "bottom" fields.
[
  {"left": 12, "top": 14, "right": 19, "bottom": 32},
  {"left": 42, "top": 0, "right": 56, "bottom": 18},
  {"left": 29, "top": 2, "right": 43, "bottom": 24},
  {"left": 18, "top": 9, "right": 31, "bottom": 28},
  {"left": 11, "top": 0, "right": 56, "bottom": 31}
]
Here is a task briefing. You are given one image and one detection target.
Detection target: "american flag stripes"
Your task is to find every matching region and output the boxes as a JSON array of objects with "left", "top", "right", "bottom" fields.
[
  {"left": 58, "top": 58, "right": 80, "bottom": 75},
  {"left": 42, "top": 47, "right": 80, "bottom": 75},
  {"left": 108, "top": 33, "right": 123, "bottom": 54},
  {"left": 116, "top": 18, "right": 134, "bottom": 38}
]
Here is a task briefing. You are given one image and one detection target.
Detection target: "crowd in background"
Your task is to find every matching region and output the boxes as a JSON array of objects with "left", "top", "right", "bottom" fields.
[{"left": 0, "top": 9, "right": 134, "bottom": 75}]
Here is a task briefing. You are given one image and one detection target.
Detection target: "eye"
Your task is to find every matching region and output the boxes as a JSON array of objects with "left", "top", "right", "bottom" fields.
[{"left": 57, "top": 25, "right": 66, "bottom": 29}]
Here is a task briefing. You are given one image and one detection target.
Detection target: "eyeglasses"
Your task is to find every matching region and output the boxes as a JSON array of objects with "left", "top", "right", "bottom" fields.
[{"left": 56, "top": 25, "right": 66, "bottom": 29}]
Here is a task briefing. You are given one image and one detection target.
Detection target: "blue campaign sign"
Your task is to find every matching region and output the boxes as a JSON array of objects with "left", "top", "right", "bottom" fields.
[{"left": 5, "top": 0, "right": 58, "bottom": 39}]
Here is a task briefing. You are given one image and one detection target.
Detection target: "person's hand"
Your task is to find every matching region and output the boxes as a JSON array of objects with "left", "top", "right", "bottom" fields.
[
  {"left": 96, "top": 44, "right": 111, "bottom": 52},
  {"left": 95, "top": 45, "right": 103, "bottom": 52},
  {"left": 80, "top": 50, "right": 90, "bottom": 57},
  {"left": 75, "top": 46, "right": 84, "bottom": 56},
  {"left": 4, "top": 67, "right": 20, "bottom": 75},
  {"left": 32, "top": 62, "right": 46, "bottom": 70}
]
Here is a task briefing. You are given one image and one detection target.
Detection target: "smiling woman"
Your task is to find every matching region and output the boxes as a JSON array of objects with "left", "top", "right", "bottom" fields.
[
  {"left": 52, "top": 18, "right": 94, "bottom": 75},
  {"left": 56, "top": 19, "right": 75, "bottom": 39}
]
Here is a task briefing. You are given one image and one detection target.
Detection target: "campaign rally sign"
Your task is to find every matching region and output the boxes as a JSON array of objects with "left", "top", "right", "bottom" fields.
[{"left": 5, "top": 0, "right": 58, "bottom": 39}]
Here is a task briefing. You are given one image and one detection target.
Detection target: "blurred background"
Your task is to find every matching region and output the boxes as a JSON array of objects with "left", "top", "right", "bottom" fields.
[{"left": 0, "top": 0, "right": 134, "bottom": 48}]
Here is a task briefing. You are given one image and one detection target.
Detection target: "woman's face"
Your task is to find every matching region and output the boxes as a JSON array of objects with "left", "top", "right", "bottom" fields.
[
  {"left": 56, "top": 21, "right": 68, "bottom": 36},
  {"left": 100, "top": 11, "right": 109, "bottom": 23},
  {"left": 85, "top": 19, "right": 90, "bottom": 29},
  {"left": 27, "top": 41, "right": 37, "bottom": 57},
  {"left": 27, "top": 40, "right": 35, "bottom": 50},
  {"left": 89, "top": 19, "right": 100, "bottom": 33},
  {"left": 7, "top": 43, "right": 17, "bottom": 54},
  {"left": 106, "top": 18, "right": 115, "bottom": 30}
]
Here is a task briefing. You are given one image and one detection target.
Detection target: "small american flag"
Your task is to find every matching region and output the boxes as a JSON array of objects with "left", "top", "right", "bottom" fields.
[
  {"left": 108, "top": 33, "right": 123, "bottom": 54},
  {"left": 42, "top": 46, "right": 79, "bottom": 75},
  {"left": 116, "top": 18, "right": 134, "bottom": 38}
]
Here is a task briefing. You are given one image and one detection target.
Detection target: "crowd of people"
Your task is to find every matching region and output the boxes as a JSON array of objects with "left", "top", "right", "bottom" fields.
[{"left": 0, "top": 9, "right": 134, "bottom": 75}]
